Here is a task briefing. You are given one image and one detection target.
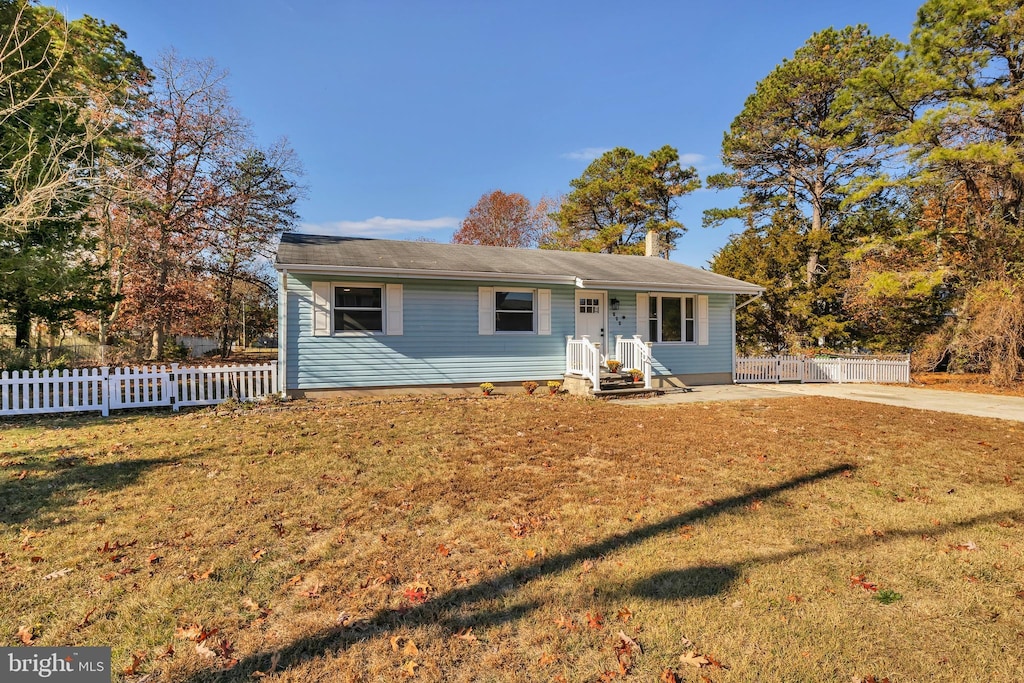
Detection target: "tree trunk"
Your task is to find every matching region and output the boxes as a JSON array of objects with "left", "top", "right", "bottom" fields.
[
  {"left": 806, "top": 176, "right": 825, "bottom": 286},
  {"left": 218, "top": 275, "right": 235, "bottom": 358},
  {"left": 14, "top": 300, "right": 31, "bottom": 348}
]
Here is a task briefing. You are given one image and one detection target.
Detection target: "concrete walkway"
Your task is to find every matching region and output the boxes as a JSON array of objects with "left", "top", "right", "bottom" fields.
[{"left": 620, "top": 383, "right": 1024, "bottom": 423}]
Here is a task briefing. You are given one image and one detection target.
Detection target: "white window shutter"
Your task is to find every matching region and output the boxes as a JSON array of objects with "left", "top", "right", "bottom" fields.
[
  {"left": 385, "top": 284, "right": 403, "bottom": 335},
  {"left": 478, "top": 286, "right": 494, "bottom": 335},
  {"left": 697, "top": 295, "right": 709, "bottom": 346},
  {"left": 311, "top": 281, "right": 331, "bottom": 336},
  {"left": 537, "top": 289, "right": 551, "bottom": 335},
  {"left": 636, "top": 293, "right": 649, "bottom": 341}
]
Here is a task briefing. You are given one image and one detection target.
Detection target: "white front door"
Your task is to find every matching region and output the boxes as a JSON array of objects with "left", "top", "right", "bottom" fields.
[{"left": 575, "top": 291, "right": 607, "bottom": 350}]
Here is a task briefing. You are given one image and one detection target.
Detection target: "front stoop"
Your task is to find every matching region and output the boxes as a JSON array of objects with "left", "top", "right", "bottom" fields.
[{"left": 562, "top": 372, "right": 665, "bottom": 399}]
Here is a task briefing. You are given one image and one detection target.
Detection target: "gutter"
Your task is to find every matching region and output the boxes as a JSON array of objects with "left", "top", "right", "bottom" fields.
[
  {"left": 278, "top": 269, "right": 288, "bottom": 397},
  {"left": 275, "top": 263, "right": 765, "bottom": 295}
]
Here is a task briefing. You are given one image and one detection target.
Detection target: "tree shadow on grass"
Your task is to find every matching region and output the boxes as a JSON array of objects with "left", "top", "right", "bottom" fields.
[
  {"left": 180, "top": 463, "right": 854, "bottom": 682},
  {"left": 0, "top": 456, "right": 184, "bottom": 527}
]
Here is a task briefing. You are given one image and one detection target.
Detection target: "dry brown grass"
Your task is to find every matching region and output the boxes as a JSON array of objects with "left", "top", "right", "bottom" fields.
[
  {"left": 2, "top": 394, "right": 1023, "bottom": 682},
  {"left": 913, "top": 372, "right": 1024, "bottom": 398}
]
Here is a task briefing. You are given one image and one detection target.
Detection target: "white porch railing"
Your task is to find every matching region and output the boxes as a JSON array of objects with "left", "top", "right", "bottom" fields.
[
  {"left": 566, "top": 336, "right": 601, "bottom": 390},
  {"left": 735, "top": 355, "right": 910, "bottom": 384},
  {"left": 615, "top": 335, "right": 653, "bottom": 389},
  {"left": 0, "top": 362, "right": 278, "bottom": 417}
]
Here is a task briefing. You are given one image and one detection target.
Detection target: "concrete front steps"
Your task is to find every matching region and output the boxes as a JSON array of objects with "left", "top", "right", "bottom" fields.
[{"left": 562, "top": 371, "right": 665, "bottom": 399}]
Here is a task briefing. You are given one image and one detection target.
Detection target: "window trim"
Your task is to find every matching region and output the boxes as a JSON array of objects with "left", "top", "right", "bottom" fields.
[
  {"left": 649, "top": 293, "right": 697, "bottom": 344},
  {"left": 494, "top": 287, "right": 537, "bottom": 335},
  {"left": 331, "top": 282, "right": 385, "bottom": 336}
]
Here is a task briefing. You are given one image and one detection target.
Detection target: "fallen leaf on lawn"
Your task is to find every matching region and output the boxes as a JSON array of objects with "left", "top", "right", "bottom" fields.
[
  {"left": 402, "top": 640, "right": 419, "bottom": 656},
  {"left": 616, "top": 607, "right": 633, "bottom": 622},
  {"left": 195, "top": 643, "right": 217, "bottom": 659},
  {"left": 580, "top": 559, "right": 594, "bottom": 573},
  {"left": 617, "top": 631, "right": 642, "bottom": 654},
  {"left": 436, "top": 543, "right": 451, "bottom": 557},
  {"left": 525, "top": 548, "right": 537, "bottom": 559},
  {"left": 400, "top": 659, "right": 419, "bottom": 677},
  {"left": 189, "top": 567, "right": 213, "bottom": 582},
  {"left": 251, "top": 652, "right": 281, "bottom": 678},
  {"left": 787, "top": 594, "right": 802, "bottom": 603},
  {"left": 77, "top": 607, "right": 97, "bottom": 629},
  {"left": 679, "top": 635, "right": 693, "bottom": 648},
  {"left": 158, "top": 644, "right": 174, "bottom": 660},
  {"left": 403, "top": 588, "right": 428, "bottom": 603},
  {"left": 100, "top": 572, "right": 117, "bottom": 582},
  {"left": 43, "top": 567, "right": 72, "bottom": 580},
  {"left": 123, "top": 651, "right": 145, "bottom": 675},
  {"left": 285, "top": 574, "right": 303, "bottom": 587},
  {"left": 251, "top": 548, "right": 266, "bottom": 563},
  {"left": 17, "top": 625, "right": 34, "bottom": 644},
  {"left": 586, "top": 611, "right": 604, "bottom": 629},
  {"left": 952, "top": 541, "right": 978, "bottom": 552},
  {"left": 660, "top": 668, "right": 680, "bottom": 683},
  {"left": 538, "top": 652, "right": 558, "bottom": 666},
  {"left": 850, "top": 574, "right": 878, "bottom": 592},
  {"left": 554, "top": 615, "right": 577, "bottom": 631},
  {"left": 706, "top": 653, "right": 729, "bottom": 669},
  {"left": 680, "top": 651, "right": 710, "bottom": 668},
  {"left": 453, "top": 628, "right": 477, "bottom": 642}
]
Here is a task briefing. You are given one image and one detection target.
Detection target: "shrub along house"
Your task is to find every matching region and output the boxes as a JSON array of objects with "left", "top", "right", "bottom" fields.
[{"left": 275, "top": 233, "right": 763, "bottom": 396}]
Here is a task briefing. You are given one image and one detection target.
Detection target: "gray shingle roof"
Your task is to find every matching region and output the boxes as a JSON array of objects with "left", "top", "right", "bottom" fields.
[{"left": 276, "top": 234, "right": 763, "bottom": 294}]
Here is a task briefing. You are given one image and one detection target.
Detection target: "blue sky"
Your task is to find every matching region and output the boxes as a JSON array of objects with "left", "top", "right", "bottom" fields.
[{"left": 59, "top": 0, "right": 923, "bottom": 267}]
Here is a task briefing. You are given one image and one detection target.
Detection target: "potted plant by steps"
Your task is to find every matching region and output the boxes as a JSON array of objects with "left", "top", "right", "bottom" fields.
[
  {"left": 606, "top": 359, "right": 621, "bottom": 373},
  {"left": 627, "top": 369, "right": 643, "bottom": 384},
  {"left": 480, "top": 382, "right": 495, "bottom": 396},
  {"left": 522, "top": 381, "right": 539, "bottom": 395},
  {"left": 547, "top": 380, "right": 561, "bottom": 395}
]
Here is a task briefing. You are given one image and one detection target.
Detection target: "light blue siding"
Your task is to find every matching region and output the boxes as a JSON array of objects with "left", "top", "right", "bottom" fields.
[
  {"left": 607, "top": 290, "right": 734, "bottom": 377},
  {"left": 284, "top": 275, "right": 736, "bottom": 390},
  {"left": 286, "top": 275, "right": 575, "bottom": 389}
]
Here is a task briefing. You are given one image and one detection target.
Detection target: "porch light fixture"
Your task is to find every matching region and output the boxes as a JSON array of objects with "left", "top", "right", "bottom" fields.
[{"left": 610, "top": 298, "right": 620, "bottom": 311}]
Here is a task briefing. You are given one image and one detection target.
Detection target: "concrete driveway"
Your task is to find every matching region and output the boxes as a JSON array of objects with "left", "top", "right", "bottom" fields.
[{"left": 621, "top": 383, "right": 1024, "bottom": 423}]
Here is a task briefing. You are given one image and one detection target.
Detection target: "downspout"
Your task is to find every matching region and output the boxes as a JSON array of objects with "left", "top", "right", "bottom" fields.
[
  {"left": 731, "top": 293, "right": 736, "bottom": 384},
  {"left": 279, "top": 269, "right": 288, "bottom": 397}
]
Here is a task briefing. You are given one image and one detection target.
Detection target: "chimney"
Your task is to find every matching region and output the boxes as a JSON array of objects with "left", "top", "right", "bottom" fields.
[{"left": 644, "top": 229, "right": 659, "bottom": 257}]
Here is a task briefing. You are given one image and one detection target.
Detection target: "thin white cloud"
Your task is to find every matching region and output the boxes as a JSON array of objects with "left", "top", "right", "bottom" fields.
[
  {"left": 679, "top": 152, "right": 706, "bottom": 165},
  {"left": 560, "top": 147, "right": 612, "bottom": 161},
  {"left": 299, "top": 216, "right": 460, "bottom": 237}
]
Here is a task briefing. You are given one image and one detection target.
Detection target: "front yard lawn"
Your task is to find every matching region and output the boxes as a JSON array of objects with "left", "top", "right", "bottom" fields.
[{"left": 1, "top": 394, "right": 1022, "bottom": 681}]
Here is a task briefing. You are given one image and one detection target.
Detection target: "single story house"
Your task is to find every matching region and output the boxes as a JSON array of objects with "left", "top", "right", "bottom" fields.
[{"left": 274, "top": 234, "right": 763, "bottom": 396}]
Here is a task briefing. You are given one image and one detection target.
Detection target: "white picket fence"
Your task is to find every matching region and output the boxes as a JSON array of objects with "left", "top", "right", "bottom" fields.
[
  {"left": 735, "top": 355, "right": 910, "bottom": 384},
  {"left": 0, "top": 362, "right": 278, "bottom": 417}
]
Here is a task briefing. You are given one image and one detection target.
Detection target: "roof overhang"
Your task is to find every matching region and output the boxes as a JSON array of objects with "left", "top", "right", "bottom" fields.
[
  {"left": 579, "top": 279, "right": 765, "bottom": 294},
  {"left": 276, "top": 263, "right": 765, "bottom": 295}
]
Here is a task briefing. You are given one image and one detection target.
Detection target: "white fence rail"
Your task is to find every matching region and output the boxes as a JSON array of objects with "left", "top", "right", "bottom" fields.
[
  {"left": 566, "top": 336, "right": 601, "bottom": 391},
  {"left": 614, "top": 335, "right": 653, "bottom": 390},
  {"left": 735, "top": 355, "right": 910, "bottom": 384},
  {"left": 0, "top": 362, "right": 278, "bottom": 417}
]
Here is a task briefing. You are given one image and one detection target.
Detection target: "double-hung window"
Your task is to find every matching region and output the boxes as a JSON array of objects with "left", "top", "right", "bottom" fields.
[
  {"left": 334, "top": 286, "right": 383, "bottom": 333},
  {"left": 495, "top": 290, "right": 535, "bottom": 332},
  {"left": 649, "top": 295, "right": 696, "bottom": 343}
]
